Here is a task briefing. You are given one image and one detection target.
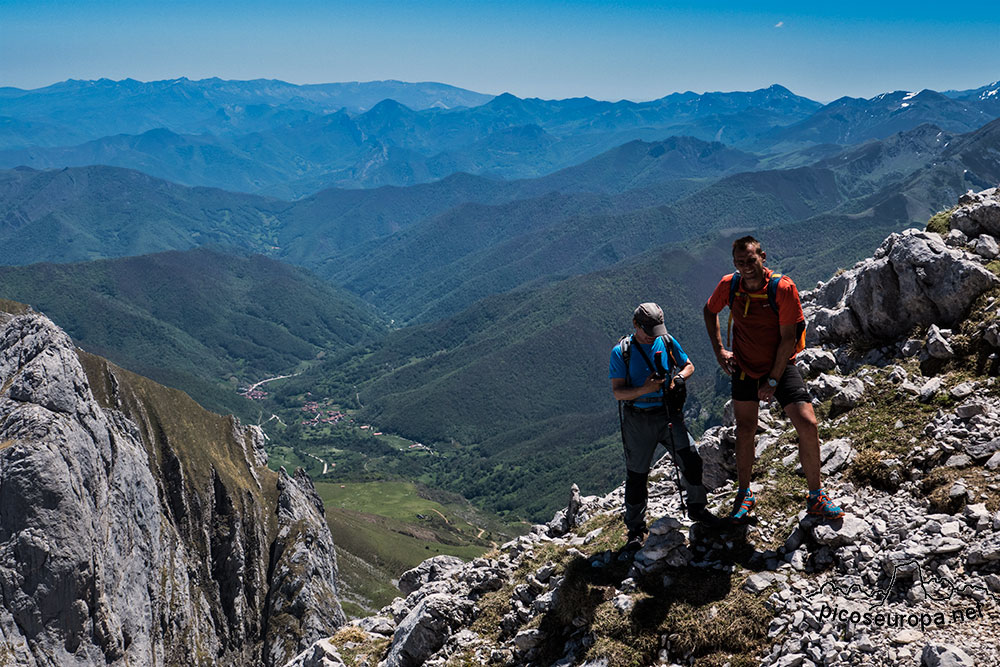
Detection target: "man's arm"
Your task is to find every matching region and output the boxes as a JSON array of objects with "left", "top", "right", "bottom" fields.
[
  {"left": 703, "top": 304, "right": 735, "bottom": 375},
  {"left": 670, "top": 359, "right": 694, "bottom": 388},
  {"left": 612, "top": 376, "right": 665, "bottom": 401},
  {"left": 758, "top": 322, "right": 799, "bottom": 401}
]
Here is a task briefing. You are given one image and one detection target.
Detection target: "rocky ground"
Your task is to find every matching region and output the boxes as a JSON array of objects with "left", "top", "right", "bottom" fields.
[{"left": 286, "top": 190, "right": 1000, "bottom": 666}]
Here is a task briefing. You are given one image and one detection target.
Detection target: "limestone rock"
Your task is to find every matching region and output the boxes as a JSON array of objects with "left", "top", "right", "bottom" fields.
[
  {"left": 803, "top": 228, "right": 999, "bottom": 344},
  {"left": 398, "top": 556, "right": 465, "bottom": 596},
  {"left": 919, "top": 377, "right": 944, "bottom": 402},
  {"left": 819, "top": 439, "right": 855, "bottom": 475},
  {"left": 951, "top": 186, "right": 1000, "bottom": 238},
  {"left": 830, "top": 378, "right": 866, "bottom": 415},
  {"left": 697, "top": 427, "right": 736, "bottom": 491},
  {"left": 380, "top": 594, "right": 474, "bottom": 667},
  {"left": 920, "top": 643, "right": 976, "bottom": 666},
  {"left": 952, "top": 402, "right": 986, "bottom": 419},
  {"left": 926, "top": 325, "right": 955, "bottom": 359},
  {"left": 971, "top": 233, "right": 1000, "bottom": 259},
  {"left": 985, "top": 322, "right": 1000, "bottom": 348},
  {"left": 266, "top": 468, "right": 347, "bottom": 666},
  {"left": 809, "top": 373, "right": 847, "bottom": 400},
  {"left": 743, "top": 572, "right": 776, "bottom": 594},
  {"left": 812, "top": 516, "right": 871, "bottom": 548},
  {"left": 964, "top": 437, "right": 1000, "bottom": 462},
  {"left": 356, "top": 616, "right": 396, "bottom": 636},
  {"left": 796, "top": 348, "right": 837, "bottom": 377},
  {"left": 946, "top": 229, "right": 968, "bottom": 247},
  {"left": 284, "top": 639, "right": 347, "bottom": 667}
]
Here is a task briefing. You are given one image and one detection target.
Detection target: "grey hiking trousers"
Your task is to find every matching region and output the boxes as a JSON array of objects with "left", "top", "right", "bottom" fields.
[{"left": 621, "top": 405, "right": 708, "bottom": 532}]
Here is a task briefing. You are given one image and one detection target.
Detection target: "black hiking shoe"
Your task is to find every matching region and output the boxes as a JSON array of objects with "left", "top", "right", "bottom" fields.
[
  {"left": 623, "top": 526, "right": 648, "bottom": 552},
  {"left": 687, "top": 504, "right": 724, "bottom": 527}
]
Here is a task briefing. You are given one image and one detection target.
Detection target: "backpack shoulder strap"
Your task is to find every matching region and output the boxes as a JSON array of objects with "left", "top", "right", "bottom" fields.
[
  {"left": 766, "top": 272, "right": 783, "bottom": 313},
  {"left": 663, "top": 334, "right": 679, "bottom": 372},
  {"left": 618, "top": 334, "right": 632, "bottom": 386},
  {"left": 726, "top": 273, "right": 741, "bottom": 348},
  {"left": 727, "top": 272, "right": 742, "bottom": 308}
]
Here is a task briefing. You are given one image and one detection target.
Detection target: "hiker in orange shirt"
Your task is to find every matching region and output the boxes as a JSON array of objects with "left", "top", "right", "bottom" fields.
[{"left": 703, "top": 236, "right": 844, "bottom": 522}]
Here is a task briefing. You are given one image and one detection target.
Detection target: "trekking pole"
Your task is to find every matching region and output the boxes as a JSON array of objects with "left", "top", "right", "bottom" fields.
[{"left": 655, "top": 351, "right": 688, "bottom": 516}]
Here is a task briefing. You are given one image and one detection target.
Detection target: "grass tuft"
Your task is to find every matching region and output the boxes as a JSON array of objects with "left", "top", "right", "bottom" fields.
[{"left": 925, "top": 208, "right": 955, "bottom": 236}]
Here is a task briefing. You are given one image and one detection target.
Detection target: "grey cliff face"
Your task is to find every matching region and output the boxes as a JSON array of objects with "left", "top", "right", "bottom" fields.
[
  {"left": 265, "top": 467, "right": 347, "bottom": 666},
  {"left": 0, "top": 309, "right": 343, "bottom": 665},
  {"left": 804, "top": 227, "right": 1000, "bottom": 344}
]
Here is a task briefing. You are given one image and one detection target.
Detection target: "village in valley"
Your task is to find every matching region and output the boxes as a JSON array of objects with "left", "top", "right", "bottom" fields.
[{"left": 239, "top": 378, "right": 433, "bottom": 479}]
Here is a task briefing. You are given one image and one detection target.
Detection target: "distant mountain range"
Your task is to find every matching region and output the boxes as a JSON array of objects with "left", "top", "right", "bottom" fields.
[
  {"left": 2, "top": 78, "right": 999, "bottom": 196},
  {"left": 0, "top": 77, "right": 493, "bottom": 139}
]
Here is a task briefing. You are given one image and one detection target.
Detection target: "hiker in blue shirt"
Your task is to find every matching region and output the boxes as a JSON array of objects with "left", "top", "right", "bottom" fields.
[{"left": 610, "top": 302, "right": 720, "bottom": 550}]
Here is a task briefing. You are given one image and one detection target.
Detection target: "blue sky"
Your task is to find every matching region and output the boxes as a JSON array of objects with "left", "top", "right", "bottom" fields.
[{"left": 2, "top": 1, "right": 998, "bottom": 102}]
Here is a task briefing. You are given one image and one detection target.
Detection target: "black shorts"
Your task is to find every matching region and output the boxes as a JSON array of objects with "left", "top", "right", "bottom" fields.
[{"left": 731, "top": 364, "right": 811, "bottom": 407}]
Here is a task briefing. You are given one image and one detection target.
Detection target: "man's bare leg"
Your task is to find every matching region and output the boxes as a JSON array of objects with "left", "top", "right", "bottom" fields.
[
  {"left": 733, "top": 400, "right": 760, "bottom": 489},
  {"left": 785, "top": 400, "right": 844, "bottom": 517},
  {"left": 784, "top": 400, "right": 821, "bottom": 491}
]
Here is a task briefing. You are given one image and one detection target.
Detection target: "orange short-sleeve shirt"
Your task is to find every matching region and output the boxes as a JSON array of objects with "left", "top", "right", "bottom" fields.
[{"left": 706, "top": 269, "right": 804, "bottom": 379}]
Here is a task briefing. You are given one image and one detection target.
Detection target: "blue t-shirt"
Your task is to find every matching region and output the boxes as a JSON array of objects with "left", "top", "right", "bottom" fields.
[{"left": 609, "top": 335, "right": 690, "bottom": 408}]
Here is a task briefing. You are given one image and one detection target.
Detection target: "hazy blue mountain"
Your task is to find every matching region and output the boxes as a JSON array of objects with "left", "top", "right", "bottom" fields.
[
  {"left": 942, "top": 79, "right": 1000, "bottom": 101},
  {"left": 274, "top": 172, "right": 521, "bottom": 263},
  {"left": 326, "top": 165, "right": 843, "bottom": 324},
  {"left": 810, "top": 124, "right": 955, "bottom": 195},
  {"left": 441, "top": 135, "right": 760, "bottom": 192},
  {"left": 0, "top": 115, "right": 90, "bottom": 151},
  {"left": 0, "top": 83, "right": 821, "bottom": 193},
  {"left": 0, "top": 132, "right": 756, "bottom": 271},
  {"left": 756, "top": 89, "right": 996, "bottom": 152},
  {"left": 0, "top": 77, "right": 493, "bottom": 145},
  {"left": 0, "top": 128, "right": 297, "bottom": 193},
  {"left": 325, "top": 117, "right": 1000, "bottom": 329},
  {"left": 4, "top": 79, "right": 1000, "bottom": 195},
  {"left": 249, "top": 136, "right": 752, "bottom": 265}
]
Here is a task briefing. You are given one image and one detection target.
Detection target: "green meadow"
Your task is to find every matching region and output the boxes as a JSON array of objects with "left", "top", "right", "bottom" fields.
[{"left": 315, "top": 480, "right": 526, "bottom": 615}]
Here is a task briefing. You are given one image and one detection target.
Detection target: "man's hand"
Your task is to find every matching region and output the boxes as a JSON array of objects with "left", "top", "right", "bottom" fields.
[
  {"left": 758, "top": 383, "right": 776, "bottom": 402},
  {"left": 715, "top": 348, "right": 736, "bottom": 375},
  {"left": 641, "top": 374, "right": 666, "bottom": 392}
]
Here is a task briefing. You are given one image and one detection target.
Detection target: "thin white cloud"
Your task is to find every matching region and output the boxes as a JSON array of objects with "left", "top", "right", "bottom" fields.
[{"left": 774, "top": 21, "right": 785, "bottom": 28}]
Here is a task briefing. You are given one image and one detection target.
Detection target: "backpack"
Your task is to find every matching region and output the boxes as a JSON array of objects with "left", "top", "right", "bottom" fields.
[{"left": 726, "top": 271, "right": 806, "bottom": 354}]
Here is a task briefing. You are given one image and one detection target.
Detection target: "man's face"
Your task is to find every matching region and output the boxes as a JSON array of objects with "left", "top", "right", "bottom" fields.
[
  {"left": 633, "top": 320, "right": 655, "bottom": 344},
  {"left": 733, "top": 245, "right": 766, "bottom": 282}
]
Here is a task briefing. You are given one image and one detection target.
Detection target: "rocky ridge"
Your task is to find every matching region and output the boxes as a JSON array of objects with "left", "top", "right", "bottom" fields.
[
  {"left": 288, "top": 188, "right": 1000, "bottom": 667},
  {"left": 0, "top": 304, "right": 345, "bottom": 665}
]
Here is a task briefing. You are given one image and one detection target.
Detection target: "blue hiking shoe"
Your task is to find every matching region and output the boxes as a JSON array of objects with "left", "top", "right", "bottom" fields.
[
  {"left": 807, "top": 491, "right": 845, "bottom": 519},
  {"left": 730, "top": 488, "right": 756, "bottom": 523}
]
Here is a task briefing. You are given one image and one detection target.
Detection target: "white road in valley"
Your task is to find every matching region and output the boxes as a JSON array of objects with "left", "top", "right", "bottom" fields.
[
  {"left": 246, "top": 372, "right": 301, "bottom": 392},
  {"left": 305, "top": 452, "right": 329, "bottom": 474}
]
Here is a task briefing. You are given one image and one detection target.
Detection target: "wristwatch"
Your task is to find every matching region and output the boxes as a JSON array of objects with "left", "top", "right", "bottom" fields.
[{"left": 767, "top": 377, "right": 778, "bottom": 388}]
